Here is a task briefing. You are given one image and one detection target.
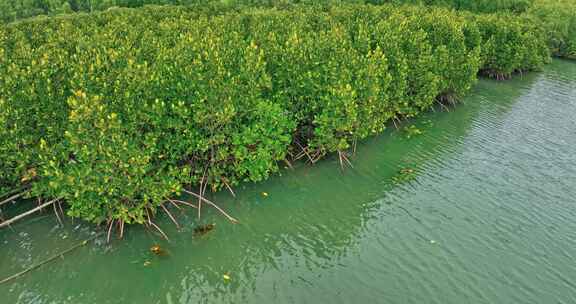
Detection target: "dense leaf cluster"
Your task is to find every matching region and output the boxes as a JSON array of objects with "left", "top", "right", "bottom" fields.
[
  {"left": 0, "top": 4, "right": 550, "bottom": 224},
  {"left": 0, "top": 0, "right": 212, "bottom": 23},
  {"left": 528, "top": 0, "right": 576, "bottom": 59},
  {"left": 1, "top": 0, "right": 573, "bottom": 60}
]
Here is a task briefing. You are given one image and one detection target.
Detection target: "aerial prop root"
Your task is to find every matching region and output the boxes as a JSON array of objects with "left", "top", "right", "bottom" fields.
[
  {"left": 182, "top": 189, "right": 239, "bottom": 224},
  {"left": 338, "top": 150, "right": 354, "bottom": 170}
]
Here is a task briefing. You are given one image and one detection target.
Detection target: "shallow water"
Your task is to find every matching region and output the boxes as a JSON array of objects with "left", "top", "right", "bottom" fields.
[{"left": 1, "top": 60, "right": 576, "bottom": 304}]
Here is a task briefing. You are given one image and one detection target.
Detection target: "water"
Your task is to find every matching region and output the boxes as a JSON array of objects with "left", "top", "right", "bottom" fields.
[{"left": 1, "top": 60, "right": 575, "bottom": 304}]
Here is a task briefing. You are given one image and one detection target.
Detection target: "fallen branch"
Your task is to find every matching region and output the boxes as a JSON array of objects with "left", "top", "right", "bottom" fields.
[
  {"left": 182, "top": 189, "right": 239, "bottom": 224},
  {"left": 0, "top": 198, "right": 59, "bottom": 229},
  {"left": 0, "top": 186, "right": 29, "bottom": 201},
  {"left": 0, "top": 232, "right": 103, "bottom": 285},
  {"left": 0, "top": 190, "right": 31, "bottom": 208}
]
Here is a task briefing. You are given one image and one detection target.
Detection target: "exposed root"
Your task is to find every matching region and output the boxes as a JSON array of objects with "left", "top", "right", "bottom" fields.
[
  {"left": 149, "top": 221, "right": 170, "bottom": 241},
  {"left": 106, "top": 219, "right": 115, "bottom": 243},
  {"left": 392, "top": 117, "right": 399, "bottom": 129},
  {"left": 294, "top": 150, "right": 306, "bottom": 160},
  {"left": 283, "top": 158, "right": 294, "bottom": 170},
  {"left": 338, "top": 150, "right": 354, "bottom": 170},
  {"left": 53, "top": 201, "right": 63, "bottom": 227},
  {"left": 198, "top": 167, "right": 208, "bottom": 220},
  {"left": 311, "top": 149, "right": 324, "bottom": 163},
  {"left": 57, "top": 201, "right": 65, "bottom": 218},
  {"left": 167, "top": 199, "right": 183, "bottom": 211},
  {"left": 437, "top": 100, "right": 451, "bottom": 112},
  {"left": 183, "top": 189, "right": 239, "bottom": 224},
  {"left": 168, "top": 199, "right": 198, "bottom": 209},
  {"left": 146, "top": 210, "right": 170, "bottom": 241},
  {"left": 223, "top": 180, "right": 236, "bottom": 198},
  {"left": 119, "top": 219, "right": 125, "bottom": 239},
  {"left": 294, "top": 140, "right": 316, "bottom": 164},
  {"left": 161, "top": 204, "right": 180, "bottom": 229}
]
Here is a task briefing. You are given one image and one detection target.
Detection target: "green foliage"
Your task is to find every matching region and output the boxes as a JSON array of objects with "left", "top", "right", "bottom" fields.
[
  {"left": 0, "top": 0, "right": 541, "bottom": 23},
  {"left": 365, "top": 0, "right": 534, "bottom": 14},
  {"left": 0, "top": 0, "right": 210, "bottom": 23},
  {"left": 0, "top": 3, "right": 553, "bottom": 224},
  {"left": 471, "top": 13, "right": 550, "bottom": 78},
  {"left": 529, "top": 0, "right": 576, "bottom": 59}
]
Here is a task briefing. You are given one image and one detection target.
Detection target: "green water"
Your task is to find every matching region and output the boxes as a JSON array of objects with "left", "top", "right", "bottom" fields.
[{"left": 1, "top": 60, "right": 576, "bottom": 304}]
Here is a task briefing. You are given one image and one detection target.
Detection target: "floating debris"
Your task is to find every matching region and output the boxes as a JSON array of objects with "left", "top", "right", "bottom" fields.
[
  {"left": 223, "top": 273, "right": 231, "bottom": 281},
  {"left": 143, "top": 261, "right": 152, "bottom": 267},
  {"left": 400, "top": 168, "right": 415, "bottom": 175},
  {"left": 392, "top": 167, "right": 417, "bottom": 183},
  {"left": 150, "top": 244, "right": 168, "bottom": 256},
  {"left": 262, "top": 192, "right": 269, "bottom": 197},
  {"left": 193, "top": 223, "right": 216, "bottom": 237},
  {"left": 404, "top": 125, "right": 423, "bottom": 139}
]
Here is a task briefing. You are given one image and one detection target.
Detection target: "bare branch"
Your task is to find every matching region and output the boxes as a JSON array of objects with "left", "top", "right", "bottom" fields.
[
  {"left": 0, "top": 198, "right": 60, "bottom": 229},
  {"left": 0, "top": 190, "right": 30, "bottom": 208}
]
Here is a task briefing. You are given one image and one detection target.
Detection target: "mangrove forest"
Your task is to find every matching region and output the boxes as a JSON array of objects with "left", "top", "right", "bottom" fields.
[{"left": 0, "top": 1, "right": 575, "bottom": 303}]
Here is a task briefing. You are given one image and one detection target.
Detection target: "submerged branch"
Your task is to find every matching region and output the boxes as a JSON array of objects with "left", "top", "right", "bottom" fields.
[{"left": 0, "top": 232, "right": 103, "bottom": 285}]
